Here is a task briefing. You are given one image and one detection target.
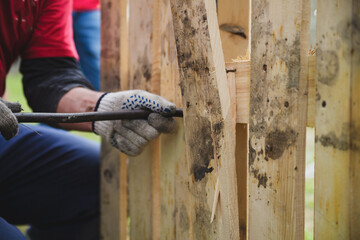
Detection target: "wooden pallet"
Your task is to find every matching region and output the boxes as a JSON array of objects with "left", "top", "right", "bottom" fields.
[{"left": 99, "top": 0, "right": 360, "bottom": 239}]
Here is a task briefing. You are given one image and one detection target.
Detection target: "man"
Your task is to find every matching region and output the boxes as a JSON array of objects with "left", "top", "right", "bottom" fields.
[
  {"left": 72, "top": 0, "right": 101, "bottom": 90},
  {"left": 0, "top": 0, "right": 176, "bottom": 239}
]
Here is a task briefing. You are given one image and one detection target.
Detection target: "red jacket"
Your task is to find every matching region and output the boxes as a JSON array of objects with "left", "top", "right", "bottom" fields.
[
  {"left": 0, "top": 0, "right": 78, "bottom": 96},
  {"left": 73, "top": 0, "right": 100, "bottom": 12}
]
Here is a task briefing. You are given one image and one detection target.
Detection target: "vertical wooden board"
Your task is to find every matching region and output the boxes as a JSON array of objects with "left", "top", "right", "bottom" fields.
[
  {"left": 226, "top": 62, "right": 249, "bottom": 239},
  {"left": 218, "top": 0, "right": 250, "bottom": 62},
  {"left": 160, "top": 119, "right": 187, "bottom": 240},
  {"left": 315, "top": 0, "right": 360, "bottom": 239},
  {"left": 160, "top": 0, "right": 182, "bottom": 107},
  {"left": 248, "top": 0, "right": 309, "bottom": 239},
  {"left": 226, "top": 61, "right": 250, "bottom": 124},
  {"left": 350, "top": 3, "right": 360, "bottom": 238},
  {"left": 129, "top": 146, "right": 153, "bottom": 240},
  {"left": 128, "top": 0, "right": 153, "bottom": 91},
  {"left": 350, "top": 2, "right": 360, "bottom": 237},
  {"left": 170, "top": 0, "right": 240, "bottom": 239},
  {"left": 159, "top": 0, "right": 185, "bottom": 239},
  {"left": 219, "top": 0, "right": 251, "bottom": 234},
  {"left": 307, "top": 55, "right": 316, "bottom": 127},
  {"left": 236, "top": 123, "right": 248, "bottom": 240},
  {"left": 151, "top": 1, "right": 162, "bottom": 239},
  {"left": 128, "top": 0, "right": 154, "bottom": 239},
  {"left": 100, "top": 0, "right": 128, "bottom": 239}
]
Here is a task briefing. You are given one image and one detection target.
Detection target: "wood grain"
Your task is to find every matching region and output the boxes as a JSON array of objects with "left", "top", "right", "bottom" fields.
[
  {"left": 218, "top": 0, "right": 250, "bottom": 62},
  {"left": 100, "top": 0, "right": 128, "bottom": 239},
  {"left": 315, "top": 0, "right": 360, "bottom": 239},
  {"left": 307, "top": 55, "right": 316, "bottom": 127},
  {"left": 248, "top": 0, "right": 310, "bottom": 239},
  {"left": 128, "top": 0, "right": 154, "bottom": 239},
  {"left": 226, "top": 61, "right": 250, "bottom": 124},
  {"left": 170, "top": 0, "right": 240, "bottom": 238}
]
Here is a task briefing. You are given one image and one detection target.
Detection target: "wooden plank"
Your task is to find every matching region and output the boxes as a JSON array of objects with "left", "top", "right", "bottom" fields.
[
  {"left": 226, "top": 61, "right": 250, "bottom": 124},
  {"left": 128, "top": 0, "right": 154, "bottom": 239},
  {"left": 159, "top": 0, "right": 185, "bottom": 239},
  {"left": 307, "top": 55, "right": 316, "bottom": 127},
  {"left": 170, "top": 0, "right": 240, "bottom": 239},
  {"left": 350, "top": 2, "right": 360, "bottom": 237},
  {"left": 100, "top": 0, "right": 128, "bottom": 239},
  {"left": 226, "top": 63, "right": 249, "bottom": 239},
  {"left": 218, "top": 0, "right": 250, "bottom": 62},
  {"left": 314, "top": 0, "right": 360, "bottom": 239},
  {"left": 151, "top": 0, "right": 162, "bottom": 239},
  {"left": 236, "top": 123, "right": 248, "bottom": 240},
  {"left": 248, "top": 0, "right": 310, "bottom": 239}
]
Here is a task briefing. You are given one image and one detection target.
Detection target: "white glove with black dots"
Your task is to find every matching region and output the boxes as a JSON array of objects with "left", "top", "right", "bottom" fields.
[{"left": 93, "top": 90, "right": 176, "bottom": 156}]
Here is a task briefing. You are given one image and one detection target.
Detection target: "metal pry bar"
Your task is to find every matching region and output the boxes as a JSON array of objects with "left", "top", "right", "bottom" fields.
[{"left": 15, "top": 108, "right": 183, "bottom": 124}]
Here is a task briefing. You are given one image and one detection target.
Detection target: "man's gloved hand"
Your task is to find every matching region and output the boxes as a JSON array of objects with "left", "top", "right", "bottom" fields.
[
  {"left": 0, "top": 98, "right": 22, "bottom": 140},
  {"left": 93, "top": 90, "right": 176, "bottom": 156}
]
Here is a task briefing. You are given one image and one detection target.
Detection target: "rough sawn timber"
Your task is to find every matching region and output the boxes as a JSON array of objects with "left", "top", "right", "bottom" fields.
[
  {"left": 100, "top": 0, "right": 128, "bottom": 239},
  {"left": 248, "top": 0, "right": 310, "bottom": 239},
  {"left": 314, "top": 0, "right": 360, "bottom": 239},
  {"left": 170, "top": 0, "right": 240, "bottom": 239},
  {"left": 128, "top": 0, "right": 154, "bottom": 239}
]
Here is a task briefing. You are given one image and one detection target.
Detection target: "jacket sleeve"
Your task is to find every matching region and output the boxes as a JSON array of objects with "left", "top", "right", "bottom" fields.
[{"left": 20, "top": 57, "right": 94, "bottom": 113}]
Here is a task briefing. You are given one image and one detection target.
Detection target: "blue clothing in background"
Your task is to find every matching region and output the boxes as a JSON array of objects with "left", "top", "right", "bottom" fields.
[
  {"left": 0, "top": 125, "right": 100, "bottom": 240},
  {"left": 72, "top": 10, "right": 101, "bottom": 91}
]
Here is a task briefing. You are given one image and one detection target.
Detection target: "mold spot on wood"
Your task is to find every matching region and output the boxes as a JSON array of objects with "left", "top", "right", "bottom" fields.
[
  {"left": 193, "top": 205, "right": 215, "bottom": 239},
  {"left": 265, "top": 128, "right": 298, "bottom": 160},
  {"left": 263, "top": 64, "right": 267, "bottom": 72},
  {"left": 322, "top": 100, "right": 326, "bottom": 107},
  {"left": 193, "top": 165, "right": 214, "bottom": 182},
  {"left": 319, "top": 133, "right": 349, "bottom": 151},
  {"left": 179, "top": 204, "right": 189, "bottom": 232},
  {"left": 317, "top": 49, "right": 339, "bottom": 86},
  {"left": 104, "top": 169, "right": 112, "bottom": 183},
  {"left": 219, "top": 23, "right": 247, "bottom": 39},
  {"left": 250, "top": 169, "right": 268, "bottom": 188},
  {"left": 319, "top": 123, "right": 359, "bottom": 151},
  {"left": 257, "top": 173, "right": 268, "bottom": 188},
  {"left": 249, "top": 141, "right": 257, "bottom": 166},
  {"left": 189, "top": 119, "right": 215, "bottom": 182}
]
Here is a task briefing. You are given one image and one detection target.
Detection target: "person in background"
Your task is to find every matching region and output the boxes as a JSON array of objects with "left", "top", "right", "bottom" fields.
[{"left": 72, "top": 0, "right": 101, "bottom": 90}]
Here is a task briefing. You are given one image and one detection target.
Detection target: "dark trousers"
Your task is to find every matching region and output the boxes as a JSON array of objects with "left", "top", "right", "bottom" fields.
[{"left": 0, "top": 125, "right": 100, "bottom": 240}]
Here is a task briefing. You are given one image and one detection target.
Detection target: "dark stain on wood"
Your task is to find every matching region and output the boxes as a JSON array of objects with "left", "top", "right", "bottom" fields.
[
  {"left": 179, "top": 204, "right": 190, "bottom": 232},
  {"left": 219, "top": 23, "right": 247, "bottom": 39},
  {"left": 249, "top": 142, "right": 257, "bottom": 166},
  {"left": 265, "top": 128, "right": 298, "bottom": 160},
  {"left": 318, "top": 133, "right": 349, "bottom": 151},
  {"left": 189, "top": 119, "right": 215, "bottom": 182},
  {"left": 250, "top": 169, "right": 268, "bottom": 188},
  {"left": 317, "top": 124, "right": 359, "bottom": 151},
  {"left": 171, "top": 0, "right": 224, "bottom": 183},
  {"left": 316, "top": 49, "right": 339, "bottom": 86},
  {"left": 193, "top": 205, "right": 216, "bottom": 240},
  {"left": 103, "top": 169, "right": 112, "bottom": 183}
]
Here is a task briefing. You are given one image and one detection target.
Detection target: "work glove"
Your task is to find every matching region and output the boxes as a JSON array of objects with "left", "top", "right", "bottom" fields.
[
  {"left": 0, "top": 98, "right": 22, "bottom": 140},
  {"left": 93, "top": 90, "right": 176, "bottom": 156}
]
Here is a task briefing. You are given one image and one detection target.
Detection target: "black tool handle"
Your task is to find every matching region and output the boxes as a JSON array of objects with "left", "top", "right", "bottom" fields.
[{"left": 14, "top": 109, "right": 183, "bottom": 123}]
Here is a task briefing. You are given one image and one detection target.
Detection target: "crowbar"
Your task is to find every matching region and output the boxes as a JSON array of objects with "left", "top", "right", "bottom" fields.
[{"left": 14, "top": 108, "right": 183, "bottom": 123}]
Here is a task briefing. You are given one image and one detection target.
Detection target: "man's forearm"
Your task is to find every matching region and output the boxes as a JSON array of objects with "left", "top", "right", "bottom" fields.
[{"left": 57, "top": 87, "right": 103, "bottom": 131}]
